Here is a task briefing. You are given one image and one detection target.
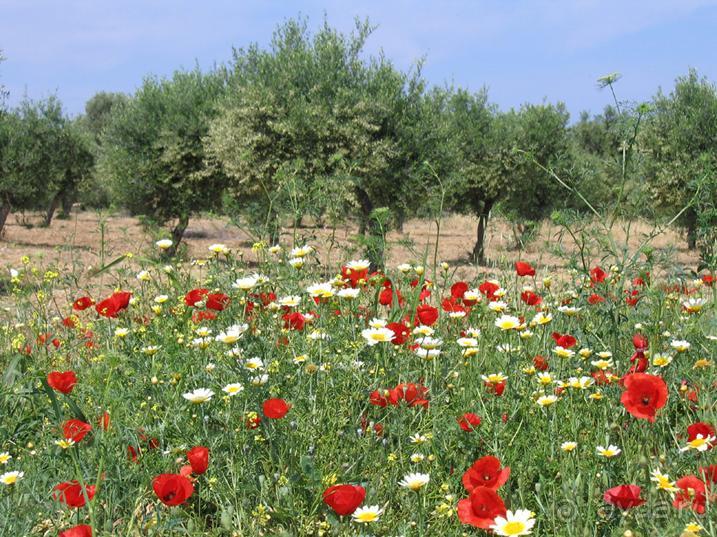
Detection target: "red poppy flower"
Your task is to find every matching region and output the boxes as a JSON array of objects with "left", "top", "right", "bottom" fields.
[
  {"left": 415, "top": 304, "right": 439, "bottom": 326},
  {"left": 479, "top": 281, "right": 500, "bottom": 300},
  {"left": 63, "top": 316, "right": 78, "bottom": 329},
  {"left": 206, "top": 293, "right": 230, "bottom": 311},
  {"left": 533, "top": 355, "right": 549, "bottom": 371},
  {"left": 462, "top": 456, "right": 511, "bottom": 492},
  {"left": 263, "top": 398, "right": 290, "bottom": 419},
  {"left": 322, "top": 484, "right": 366, "bottom": 516},
  {"left": 590, "top": 266, "right": 607, "bottom": 284},
  {"left": 441, "top": 297, "right": 466, "bottom": 313},
  {"left": 187, "top": 446, "right": 209, "bottom": 475},
  {"left": 551, "top": 332, "right": 576, "bottom": 349},
  {"left": 369, "top": 390, "right": 391, "bottom": 407},
  {"left": 386, "top": 322, "right": 410, "bottom": 345},
  {"left": 515, "top": 261, "right": 535, "bottom": 277},
  {"left": 702, "top": 273, "right": 714, "bottom": 286},
  {"left": 72, "top": 297, "right": 94, "bottom": 311},
  {"left": 603, "top": 484, "right": 645, "bottom": 510},
  {"left": 688, "top": 422, "right": 716, "bottom": 450},
  {"left": 625, "top": 289, "right": 639, "bottom": 307},
  {"left": 485, "top": 380, "right": 506, "bottom": 396},
  {"left": 457, "top": 486, "right": 507, "bottom": 529},
  {"left": 95, "top": 291, "right": 131, "bottom": 318},
  {"left": 47, "top": 371, "right": 77, "bottom": 394},
  {"left": 673, "top": 475, "right": 707, "bottom": 514},
  {"left": 184, "top": 288, "right": 209, "bottom": 307},
  {"left": 396, "top": 383, "right": 430, "bottom": 408},
  {"left": 53, "top": 481, "right": 96, "bottom": 508},
  {"left": 457, "top": 413, "right": 482, "bottom": 432},
  {"left": 152, "top": 473, "right": 194, "bottom": 506},
  {"left": 378, "top": 286, "right": 394, "bottom": 306},
  {"left": 59, "top": 525, "right": 92, "bottom": 537},
  {"left": 520, "top": 290, "right": 542, "bottom": 306},
  {"left": 620, "top": 373, "right": 668, "bottom": 422},
  {"left": 588, "top": 293, "right": 605, "bottom": 304},
  {"left": 283, "top": 312, "right": 306, "bottom": 331},
  {"left": 62, "top": 419, "right": 92, "bottom": 443},
  {"left": 451, "top": 281, "right": 469, "bottom": 299}
]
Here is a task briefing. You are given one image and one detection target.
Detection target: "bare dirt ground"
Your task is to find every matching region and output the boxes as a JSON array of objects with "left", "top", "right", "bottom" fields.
[{"left": 0, "top": 210, "right": 698, "bottom": 286}]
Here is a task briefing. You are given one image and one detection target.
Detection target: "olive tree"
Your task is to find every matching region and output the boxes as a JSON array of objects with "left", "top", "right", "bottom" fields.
[
  {"left": 76, "top": 92, "right": 128, "bottom": 209},
  {"left": 206, "top": 18, "right": 429, "bottom": 267},
  {"left": 100, "top": 68, "right": 227, "bottom": 254},
  {"left": 445, "top": 97, "right": 573, "bottom": 262},
  {"left": 500, "top": 102, "right": 573, "bottom": 248},
  {"left": 0, "top": 97, "right": 66, "bottom": 235},
  {"left": 643, "top": 70, "right": 717, "bottom": 251},
  {"left": 444, "top": 89, "right": 509, "bottom": 263},
  {"left": 44, "top": 119, "right": 95, "bottom": 225}
]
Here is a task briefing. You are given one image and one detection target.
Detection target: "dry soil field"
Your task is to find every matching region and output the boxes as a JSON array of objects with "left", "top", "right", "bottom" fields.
[{"left": 0, "top": 209, "right": 698, "bottom": 284}]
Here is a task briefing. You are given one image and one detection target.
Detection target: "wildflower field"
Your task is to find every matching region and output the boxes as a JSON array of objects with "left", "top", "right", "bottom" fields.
[{"left": 0, "top": 239, "right": 715, "bottom": 537}]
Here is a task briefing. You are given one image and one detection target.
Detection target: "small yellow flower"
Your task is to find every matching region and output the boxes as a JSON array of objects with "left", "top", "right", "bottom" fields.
[
  {"left": 55, "top": 438, "right": 76, "bottom": 449},
  {"left": 682, "top": 522, "right": 703, "bottom": 536},
  {"left": 321, "top": 473, "right": 338, "bottom": 487},
  {"left": 693, "top": 358, "right": 711, "bottom": 369}
]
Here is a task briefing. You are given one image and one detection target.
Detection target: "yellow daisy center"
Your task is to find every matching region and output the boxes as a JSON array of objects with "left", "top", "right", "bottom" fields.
[
  {"left": 356, "top": 511, "right": 378, "bottom": 522},
  {"left": 502, "top": 521, "right": 527, "bottom": 535}
]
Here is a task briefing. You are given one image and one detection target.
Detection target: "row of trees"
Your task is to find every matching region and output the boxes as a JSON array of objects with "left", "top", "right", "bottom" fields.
[
  {"left": 1, "top": 20, "right": 716, "bottom": 268},
  {"left": 1, "top": 52, "right": 95, "bottom": 232}
]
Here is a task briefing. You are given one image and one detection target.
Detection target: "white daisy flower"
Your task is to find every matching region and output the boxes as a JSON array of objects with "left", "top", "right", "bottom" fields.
[{"left": 182, "top": 388, "right": 214, "bottom": 404}]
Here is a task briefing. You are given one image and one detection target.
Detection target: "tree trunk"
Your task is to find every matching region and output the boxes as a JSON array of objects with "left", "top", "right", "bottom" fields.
[
  {"left": 0, "top": 202, "right": 11, "bottom": 238},
  {"left": 687, "top": 233, "right": 697, "bottom": 250},
  {"left": 356, "top": 187, "right": 373, "bottom": 236},
  {"left": 472, "top": 201, "right": 493, "bottom": 264},
  {"left": 166, "top": 215, "right": 190, "bottom": 257},
  {"left": 44, "top": 192, "right": 62, "bottom": 227},
  {"left": 395, "top": 207, "right": 406, "bottom": 233},
  {"left": 59, "top": 189, "right": 75, "bottom": 219},
  {"left": 685, "top": 209, "right": 698, "bottom": 250}
]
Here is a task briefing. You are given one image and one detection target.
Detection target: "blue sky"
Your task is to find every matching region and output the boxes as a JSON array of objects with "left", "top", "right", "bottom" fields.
[{"left": 1, "top": 0, "right": 716, "bottom": 119}]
